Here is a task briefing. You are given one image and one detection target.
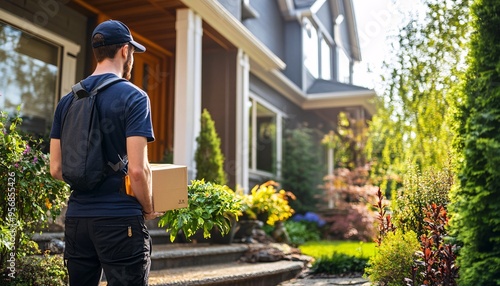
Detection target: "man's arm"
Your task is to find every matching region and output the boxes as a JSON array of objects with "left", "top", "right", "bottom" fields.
[
  {"left": 50, "top": 138, "right": 63, "bottom": 181},
  {"left": 127, "top": 136, "right": 163, "bottom": 220}
]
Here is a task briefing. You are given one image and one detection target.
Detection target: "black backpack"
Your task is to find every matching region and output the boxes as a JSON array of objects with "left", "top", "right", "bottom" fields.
[{"left": 60, "top": 77, "right": 126, "bottom": 192}]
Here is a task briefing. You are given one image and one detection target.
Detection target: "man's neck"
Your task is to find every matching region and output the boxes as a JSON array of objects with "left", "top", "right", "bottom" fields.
[{"left": 92, "top": 59, "right": 123, "bottom": 77}]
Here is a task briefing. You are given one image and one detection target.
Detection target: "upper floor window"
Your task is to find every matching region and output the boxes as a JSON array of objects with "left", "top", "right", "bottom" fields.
[
  {"left": 303, "top": 17, "right": 332, "bottom": 80},
  {"left": 337, "top": 46, "right": 351, "bottom": 84},
  {"left": 0, "top": 21, "right": 60, "bottom": 137}
]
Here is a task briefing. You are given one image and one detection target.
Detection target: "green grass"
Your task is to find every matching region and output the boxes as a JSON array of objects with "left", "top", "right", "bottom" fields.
[{"left": 299, "top": 240, "right": 377, "bottom": 259}]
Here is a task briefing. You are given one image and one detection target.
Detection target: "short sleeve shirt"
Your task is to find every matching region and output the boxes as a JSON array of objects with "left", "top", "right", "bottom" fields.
[{"left": 50, "top": 73, "right": 155, "bottom": 217}]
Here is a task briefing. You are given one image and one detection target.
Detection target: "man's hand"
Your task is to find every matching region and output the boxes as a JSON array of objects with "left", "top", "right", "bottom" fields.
[{"left": 143, "top": 211, "right": 164, "bottom": 220}]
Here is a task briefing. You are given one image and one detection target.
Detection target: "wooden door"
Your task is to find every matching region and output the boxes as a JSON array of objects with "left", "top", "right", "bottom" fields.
[{"left": 132, "top": 50, "right": 173, "bottom": 162}]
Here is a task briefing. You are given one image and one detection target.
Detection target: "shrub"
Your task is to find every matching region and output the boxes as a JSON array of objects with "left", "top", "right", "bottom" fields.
[
  {"left": 284, "top": 221, "right": 321, "bottom": 246},
  {"left": 450, "top": 1, "right": 500, "bottom": 284},
  {"left": 319, "top": 166, "right": 378, "bottom": 242},
  {"left": 0, "top": 109, "right": 69, "bottom": 272},
  {"left": 195, "top": 108, "right": 227, "bottom": 185},
  {"left": 282, "top": 126, "right": 323, "bottom": 213},
  {"left": 239, "top": 181, "right": 295, "bottom": 227},
  {"left": 312, "top": 252, "right": 369, "bottom": 275},
  {"left": 158, "top": 180, "right": 242, "bottom": 242},
  {"left": 406, "top": 204, "right": 459, "bottom": 286},
  {"left": 10, "top": 252, "right": 68, "bottom": 286},
  {"left": 365, "top": 229, "right": 421, "bottom": 286},
  {"left": 393, "top": 166, "right": 454, "bottom": 237}
]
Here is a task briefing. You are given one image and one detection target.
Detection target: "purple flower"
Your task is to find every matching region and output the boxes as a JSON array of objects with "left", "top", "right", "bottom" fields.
[
  {"left": 23, "top": 145, "right": 31, "bottom": 155},
  {"left": 33, "top": 156, "right": 38, "bottom": 163}
]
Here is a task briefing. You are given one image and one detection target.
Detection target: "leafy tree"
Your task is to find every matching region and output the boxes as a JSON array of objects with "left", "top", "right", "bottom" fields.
[
  {"left": 366, "top": 0, "right": 470, "bottom": 194},
  {"left": 449, "top": 0, "right": 500, "bottom": 284},
  {"left": 195, "top": 108, "right": 227, "bottom": 185},
  {"left": 281, "top": 126, "right": 323, "bottom": 214}
]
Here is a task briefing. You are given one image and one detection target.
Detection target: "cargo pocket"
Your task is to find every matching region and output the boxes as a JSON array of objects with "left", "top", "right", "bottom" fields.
[
  {"left": 64, "top": 218, "right": 79, "bottom": 257},
  {"left": 94, "top": 224, "right": 137, "bottom": 262}
]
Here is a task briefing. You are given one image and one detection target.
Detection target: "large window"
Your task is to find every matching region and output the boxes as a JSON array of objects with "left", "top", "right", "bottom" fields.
[
  {"left": 303, "top": 17, "right": 332, "bottom": 80},
  {"left": 0, "top": 21, "right": 60, "bottom": 136},
  {"left": 248, "top": 97, "right": 283, "bottom": 177},
  {"left": 337, "top": 47, "right": 351, "bottom": 84}
]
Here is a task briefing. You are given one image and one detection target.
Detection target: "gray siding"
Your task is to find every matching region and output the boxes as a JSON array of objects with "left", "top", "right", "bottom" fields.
[
  {"left": 283, "top": 21, "right": 303, "bottom": 88},
  {"left": 317, "top": 0, "right": 333, "bottom": 37},
  {"left": 249, "top": 74, "right": 326, "bottom": 130},
  {"left": 217, "top": 0, "right": 242, "bottom": 20},
  {"left": 202, "top": 49, "right": 238, "bottom": 187},
  {"left": 243, "top": 0, "right": 285, "bottom": 60},
  {"left": 1, "top": 0, "right": 88, "bottom": 84}
]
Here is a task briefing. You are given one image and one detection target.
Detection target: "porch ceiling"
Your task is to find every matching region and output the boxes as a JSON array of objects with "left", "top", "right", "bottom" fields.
[{"left": 71, "top": 0, "right": 233, "bottom": 52}]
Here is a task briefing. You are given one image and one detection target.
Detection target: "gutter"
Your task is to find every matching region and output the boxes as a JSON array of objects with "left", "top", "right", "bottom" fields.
[{"left": 180, "top": 0, "right": 286, "bottom": 71}]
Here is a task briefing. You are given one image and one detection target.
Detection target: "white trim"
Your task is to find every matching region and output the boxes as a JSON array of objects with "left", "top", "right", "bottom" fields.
[
  {"left": 180, "top": 0, "right": 285, "bottom": 71},
  {"left": 0, "top": 8, "right": 80, "bottom": 99},
  {"left": 236, "top": 49, "right": 250, "bottom": 192},
  {"left": 173, "top": 9, "right": 203, "bottom": 181}
]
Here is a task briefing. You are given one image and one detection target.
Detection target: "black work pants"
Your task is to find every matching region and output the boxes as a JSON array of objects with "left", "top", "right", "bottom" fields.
[{"left": 64, "top": 216, "right": 152, "bottom": 286}]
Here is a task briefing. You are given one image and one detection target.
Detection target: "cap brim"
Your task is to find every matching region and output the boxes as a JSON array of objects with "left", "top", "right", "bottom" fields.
[{"left": 130, "top": 40, "right": 146, "bottom": 53}]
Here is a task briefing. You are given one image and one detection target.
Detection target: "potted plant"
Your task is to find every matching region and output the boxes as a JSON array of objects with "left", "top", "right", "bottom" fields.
[
  {"left": 235, "top": 181, "right": 295, "bottom": 242},
  {"left": 158, "top": 179, "right": 243, "bottom": 243}
]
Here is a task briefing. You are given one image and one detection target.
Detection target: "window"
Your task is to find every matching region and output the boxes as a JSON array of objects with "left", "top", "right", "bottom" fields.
[
  {"left": 303, "top": 18, "right": 319, "bottom": 78},
  {"left": 0, "top": 21, "right": 60, "bottom": 136},
  {"left": 303, "top": 17, "right": 332, "bottom": 80},
  {"left": 320, "top": 38, "right": 332, "bottom": 80},
  {"left": 337, "top": 47, "right": 351, "bottom": 84},
  {"left": 248, "top": 97, "right": 283, "bottom": 177}
]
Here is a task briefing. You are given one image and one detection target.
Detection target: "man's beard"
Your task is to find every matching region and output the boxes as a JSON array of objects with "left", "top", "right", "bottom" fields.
[{"left": 123, "top": 51, "right": 133, "bottom": 80}]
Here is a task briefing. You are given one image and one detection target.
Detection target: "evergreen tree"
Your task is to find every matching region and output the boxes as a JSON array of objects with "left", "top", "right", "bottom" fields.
[
  {"left": 450, "top": 1, "right": 500, "bottom": 284},
  {"left": 195, "top": 109, "right": 227, "bottom": 185}
]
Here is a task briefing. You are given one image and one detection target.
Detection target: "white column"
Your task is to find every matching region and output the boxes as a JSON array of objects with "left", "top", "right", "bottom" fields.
[
  {"left": 173, "top": 9, "right": 203, "bottom": 181},
  {"left": 236, "top": 49, "right": 250, "bottom": 192}
]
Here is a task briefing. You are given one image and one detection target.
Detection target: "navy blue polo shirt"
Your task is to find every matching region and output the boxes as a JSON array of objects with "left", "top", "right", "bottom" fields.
[{"left": 50, "top": 73, "right": 155, "bottom": 217}]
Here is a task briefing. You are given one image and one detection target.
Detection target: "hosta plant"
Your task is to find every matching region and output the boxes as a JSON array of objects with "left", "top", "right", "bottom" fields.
[{"left": 158, "top": 179, "right": 243, "bottom": 242}]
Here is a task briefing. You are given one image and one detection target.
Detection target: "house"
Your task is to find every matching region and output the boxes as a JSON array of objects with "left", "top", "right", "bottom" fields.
[{"left": 0, "top": 0, "right": 376, "bottom": 192}]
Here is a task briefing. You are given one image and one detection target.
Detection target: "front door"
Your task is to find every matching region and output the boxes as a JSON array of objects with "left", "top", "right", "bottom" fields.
[{"left": 132, "top": 50, "right": 174, "bottom": 162}]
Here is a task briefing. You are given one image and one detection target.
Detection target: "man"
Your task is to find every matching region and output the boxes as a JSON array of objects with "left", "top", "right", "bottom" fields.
[{"left": 50, "top": 20, "right": 163, "bottom": 285}]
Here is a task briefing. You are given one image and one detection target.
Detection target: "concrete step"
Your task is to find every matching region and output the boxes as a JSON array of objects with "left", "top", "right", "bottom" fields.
[
  {"left": 151, "top": 243, "right": 249, "bottom": 270},
  {"left": 148, "top": 260, "right": 305, "bottom": 286}
]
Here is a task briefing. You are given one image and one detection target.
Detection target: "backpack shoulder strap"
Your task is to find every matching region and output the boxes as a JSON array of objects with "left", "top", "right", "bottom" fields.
[
  {"left": 70, "top": 77, "right": 126, "bottom": 99},
  {"left": 90, "top": 77, "right": 126, "bottom": 96}
]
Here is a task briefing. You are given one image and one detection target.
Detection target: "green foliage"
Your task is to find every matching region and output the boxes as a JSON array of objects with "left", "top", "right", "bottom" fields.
[
  {"left": 393, "top": 165, "right": 454, "bottom": 237},
  {"left": 312, "top": 252, "right": 369, "bottom": 276},
  {"left": 366, "top": 0, "right": 470, "bottom": 195},
  {"left": 449, "top": 0, "right": 500, "bottom": 284},
  {"left": 239, "top": 181, "right": 295, "bottom": 226},
  {"left": 365, "top": 229, "right": 421, "bottom": 286},
  {"left": 158, "top": 180, "right": 242, "bottom": 242},
  {"left": 0, "top": 109, "right": 69, "bottom": 271},
  {"left": 195, "top": 108, "right": 227, "bottom": 185},
  {"left": 5, "top": 253, "right": 68, "bottom": 285},
  {"left": 282, "top": 126, "right": 323, "bottom": 213},
  {"left": 284, "top": 220, "right": 321, "bottom": 246}
]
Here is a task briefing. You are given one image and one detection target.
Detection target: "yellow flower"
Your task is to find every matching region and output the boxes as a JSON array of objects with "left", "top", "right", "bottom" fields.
[{"left": 45, "top": 198, "right": 52, "bottom": 209}]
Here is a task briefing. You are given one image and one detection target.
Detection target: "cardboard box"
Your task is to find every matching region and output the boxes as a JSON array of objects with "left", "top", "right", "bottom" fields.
[{"left": 125, "top": 164, "right": 188, "bottom": 212}]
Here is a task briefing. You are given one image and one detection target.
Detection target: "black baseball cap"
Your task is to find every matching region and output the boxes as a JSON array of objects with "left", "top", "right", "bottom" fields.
[{"left": 91, "top": 20, "right": 146, "bottom": 53}]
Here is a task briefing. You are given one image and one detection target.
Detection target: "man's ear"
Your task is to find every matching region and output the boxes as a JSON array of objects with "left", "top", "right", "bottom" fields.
[{"left": 121, "top": 45, "right": 129, "bottom": 58}]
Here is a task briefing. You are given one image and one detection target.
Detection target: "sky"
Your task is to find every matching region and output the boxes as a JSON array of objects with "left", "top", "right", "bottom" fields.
[{"left": 352, "top": 1, "right": 425, "bottom": 92}]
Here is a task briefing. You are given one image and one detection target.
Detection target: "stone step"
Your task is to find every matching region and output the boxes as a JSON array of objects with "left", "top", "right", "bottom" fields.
[
  {"left": 151, "top": 243, "right": 249, "bottom": 270},
  {"left": 148, "top": 260, "right": 305, "bottom": 286}
]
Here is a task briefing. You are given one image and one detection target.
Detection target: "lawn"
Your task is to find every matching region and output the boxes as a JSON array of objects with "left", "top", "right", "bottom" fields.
[{"left": 298, "top": 240, "right": 377, "bottom": 259}]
